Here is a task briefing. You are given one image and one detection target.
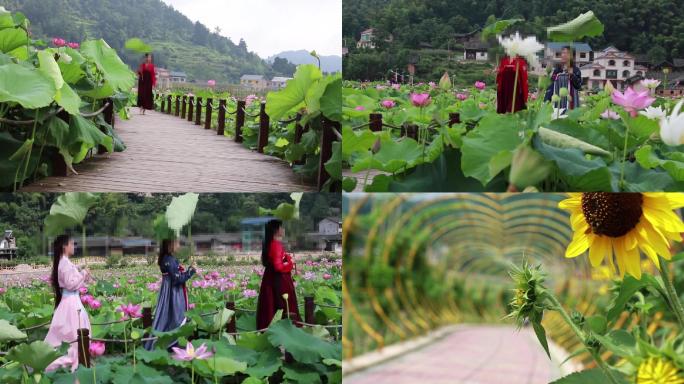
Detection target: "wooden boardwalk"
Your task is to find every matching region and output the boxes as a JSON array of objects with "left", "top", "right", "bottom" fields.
[{"left": 20, "top": 111, "right": 315, "bottom": 192}]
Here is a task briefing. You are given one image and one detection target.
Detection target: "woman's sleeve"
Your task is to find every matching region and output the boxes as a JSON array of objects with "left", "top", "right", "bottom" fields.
[
  {"left": 60, "top": 262, "right": 85, "bottom": 291},
  {"left": 167, "top": 257, "right": 195, "bottom": 286},
  {"left": 270, "top": 242, "right": 293, "bottom": 273}
]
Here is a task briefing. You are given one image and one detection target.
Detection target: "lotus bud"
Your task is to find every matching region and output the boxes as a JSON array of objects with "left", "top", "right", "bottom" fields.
[
  {"left": 551, "top": 94, "right": 560, "bottom": 103},
  {"left": 522, "top": 186, "right": 539, "bottom": 193},
  {"left": 282, "top": 293, "right": 289, "bottom": 302},
  {"left": 509, "top": 144, "right": 552, "bottom": 189},
  {"left": 372, "top": 138, "right": 382, "bottom": 154},
  {"left": 439, "top": 72, "right": 452, "bottom": 91},
  {"left": 604, "top": 81, "right": 615, "bottom": 95},
  {"left": 559, "top": 87, "right": 569, "bottom": 97}
]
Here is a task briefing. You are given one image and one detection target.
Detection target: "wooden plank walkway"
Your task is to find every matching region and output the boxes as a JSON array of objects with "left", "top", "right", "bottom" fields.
[{"left": 20, "top": 110, "right": 315, "bottom": 192}]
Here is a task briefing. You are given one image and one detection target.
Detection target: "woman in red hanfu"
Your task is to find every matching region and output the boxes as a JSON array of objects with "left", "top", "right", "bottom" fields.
[
  {"left": 496, "top": 56, "right": 529, "bottom": 114},
  {"left": 137, "top": 53, "right": 156, "bottom": 114},
  {"left": 256, "top": 219, "right": 302, "bottom": 330}
]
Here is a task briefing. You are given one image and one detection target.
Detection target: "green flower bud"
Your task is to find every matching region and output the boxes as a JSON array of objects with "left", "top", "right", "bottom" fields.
[
  {"left": 551, "top": 94, "right": 561, "bottom": 103},
  {"left": 559, "top": 87, "right": 569, "bottom": 97},
  {"left": 509, "top": 144, "right": 553, "bottom": 189}
]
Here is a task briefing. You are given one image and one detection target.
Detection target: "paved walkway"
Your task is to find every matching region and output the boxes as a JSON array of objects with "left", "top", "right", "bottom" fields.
[
  {"left": 344, "top": 325, "right": 565, "bottom": 384},
  {"left": 20, "top": 110, "right": 315, "bottom": 192}
]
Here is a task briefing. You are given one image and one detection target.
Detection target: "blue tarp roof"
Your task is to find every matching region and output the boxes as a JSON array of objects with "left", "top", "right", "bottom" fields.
[
  {"left": 241, "top": 217, "right": 275, "bottom": 226},
  {"left": 547, "top": 42, "right": 592, "bottom": 52}
]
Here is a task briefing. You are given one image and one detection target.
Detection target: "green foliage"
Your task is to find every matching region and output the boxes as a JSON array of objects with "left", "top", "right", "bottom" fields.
[
  {"left": 124, "top": 38, "right": 152, "bottom": 54},
  {"left": 165, "top": 192, "right": 199, "bottom": 236},
  {"left": 547, "top": 11, "right": 605, "bottom": 42},
  {"left": 43, "top": 192, "right": 98, "bottom": 236}
]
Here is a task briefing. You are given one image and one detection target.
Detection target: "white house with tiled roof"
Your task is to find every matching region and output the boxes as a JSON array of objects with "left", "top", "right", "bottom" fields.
[
  {"left": 357, "top": 28, "right": 376, "bottom": 49},
  {"left": 580, "top": 46, "right": 648, "bottom": 90}
]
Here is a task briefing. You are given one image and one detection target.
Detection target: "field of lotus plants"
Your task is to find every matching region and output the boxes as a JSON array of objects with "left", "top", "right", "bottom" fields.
[
  {"left": 342, "top": 12, "right": 684, "bottom": 193},
  {"left": 0, "top": 257, "right": 342, "bottom": 383}
]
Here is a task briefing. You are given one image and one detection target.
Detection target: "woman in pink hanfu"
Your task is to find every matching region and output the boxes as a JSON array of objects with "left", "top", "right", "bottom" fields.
[{"left": 44, "top": 234, "right": 93, "bottom": 372}]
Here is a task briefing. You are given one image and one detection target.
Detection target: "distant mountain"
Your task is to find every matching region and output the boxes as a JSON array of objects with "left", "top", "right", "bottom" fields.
[
  {"left": 2, "top": 0, "right": 281, "bottom": 83},
  {"left": 268, "top": 50, "right": 342, "bottom": 73}
]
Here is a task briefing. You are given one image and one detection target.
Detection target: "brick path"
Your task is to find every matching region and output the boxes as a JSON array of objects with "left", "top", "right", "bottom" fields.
[{"left": 344, "top": 325, "right": 563, "bottom": 384}]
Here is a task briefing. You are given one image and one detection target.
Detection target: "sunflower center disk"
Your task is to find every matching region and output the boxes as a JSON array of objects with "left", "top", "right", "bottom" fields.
[{"left": 580, "top": 193, "right": 643, "bottom": 237}]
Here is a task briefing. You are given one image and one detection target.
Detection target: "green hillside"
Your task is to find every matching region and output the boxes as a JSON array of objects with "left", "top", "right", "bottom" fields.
[{"left": 0, "top": 0, "right": 279, "bottom": 82}]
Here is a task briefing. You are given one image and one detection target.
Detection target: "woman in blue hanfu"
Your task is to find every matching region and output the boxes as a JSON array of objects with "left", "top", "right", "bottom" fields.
[
  {"left": 544, "top": 45, "right": 582, "bottom": 114},
  {"left": 144, "top": 237, "right": 196, "bottom": 350}
]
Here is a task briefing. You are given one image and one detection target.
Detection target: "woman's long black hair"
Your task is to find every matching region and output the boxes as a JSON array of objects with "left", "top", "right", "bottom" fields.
[
  {"left": 158, "top": 238, "right": 174, "bottom": 268},
  {"left": 261, "top": 219, "right": 282, "bottom": 267},
  {"left": 51, "top": 234, "right": 70, "bottom": 308},
  {"left": 143, "top": 52, "right": 154, "bottom": 64}
]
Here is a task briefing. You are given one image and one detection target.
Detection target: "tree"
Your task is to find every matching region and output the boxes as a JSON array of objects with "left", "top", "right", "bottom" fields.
[
  {"left": 272, "top": 57, "right": 297, "bottom": 76},
  {"left": 647, "top": 45, "right": 667, "bottom": 64}
]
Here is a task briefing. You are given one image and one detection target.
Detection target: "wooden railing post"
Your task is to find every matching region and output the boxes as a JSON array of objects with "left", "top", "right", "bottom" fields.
[
  {"left": 204, "top": 98, "right": 212, "bottom": 129},
  {"left": 448, "top": 112, "right": 461, "bottom": 127},
  {"left": 174, "top": 96, "right": 180, "bottom": 116},
  {"left": 187, "top": 96, "right": 194, "bottom": 122},
  {"left": 402, "top": 124, "right": 418, "bottom": 140},
  {"left": 294, "top": 114, "right": 306, "bottom": 165},
  {"left": 142, "top": 307, "right": 152, "bottom": 328},
  {"left": 318, "top": 118, "right": 340, "bottom": 191},
  {"left": 225, "top": 301, "right": 236, "bottom": 333},
  {"left": 166, "top": 95, "right": 172, "bottom": 114},
  {"left": 217, "top": 99, "right": 226, "bottom": 136},
  {"left": 160, "top": 95, "right": 165, "bottom": 112},
  {"left": 257, "top": 102, "right": 269, "bottom": 153},
  {"left": 235, "top": 100, "right": 245, "bottom": 143},
  {"left": 369, "top": 113, "right": 383, "bottom": 132},
  {"left": 304, "top": 296, "right": 315, "bottom": 325},
  {"left": 181, "top": 95, "right": 187, "bottom": 119},
  {"left": 195, "top": 97, "right": 202, "bottom": 125},
  {"left": 77, "top": 328, "right": 91, "bottom": 368}
]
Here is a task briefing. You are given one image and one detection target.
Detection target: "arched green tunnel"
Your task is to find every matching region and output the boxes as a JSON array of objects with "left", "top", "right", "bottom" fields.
[{"left": 341, "top": 193, "right": 630, "bottom": 360}]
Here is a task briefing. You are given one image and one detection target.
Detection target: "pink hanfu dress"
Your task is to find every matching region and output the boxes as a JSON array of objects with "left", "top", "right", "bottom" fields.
[{"left": 44, "top": 256, "right": 91, "bottom": 372}]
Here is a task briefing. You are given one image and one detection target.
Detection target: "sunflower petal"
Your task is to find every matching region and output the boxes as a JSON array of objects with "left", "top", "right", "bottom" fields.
[{"left": 566, "top": 232, "right": 591, "bottom": 258}]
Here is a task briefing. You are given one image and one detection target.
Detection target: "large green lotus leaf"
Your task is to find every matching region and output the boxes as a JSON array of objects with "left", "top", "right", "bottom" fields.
[
  {"left": 481, "top": 18, "right": 524, "bottom": 40},
  {"left": 547, "top": 11, "right": 604, "bottom": 42},
  {"left": 193, "top": 356, "right": 247, "bottom": 378},
  {"left": 550, "top": 368, "right": 627, "bottom": 384},
  {"left": 0, "top": 63, "right": 56, "bottom": 108},
  {"left": 112, "top": 363, "right": 173, "bottom": 384},
  {"left": 5, "top": 44, "right": 27, "bottom": 60},
  {"left": 6, "top": 340, "right": 62, "bottom": 372},
  {"left": 342, "top": 126, "right": 376, "bottom": 157},
  {"left": 245, "top": 348, "right": 282, "bottom": 379},
  {"left": 351, "top": 138, "right": 423, "bottom": 173},
  {"left": 324, "top": 141, "right": 342, "bottom": 180},
  {"left": 67, "top": 114, "right": 113, "bottom": 155},
  {"left": 0, "top": 27, "right": 27, "bottom": 54},
  {"left": 320, "top": 74, "right": 342, "bottom": 122},
  {"left": 461, "top": 113, "right": 521, "bottom": 185},
  {"left": 37, "top": 50, "right": 63, "bottom": 89},
  {"left": 266, "top": 319, "right": 340, "bottom": 364},
  {"left": 236, "top": 330, "right": 272, "bottom": 352},
  {"left": 44, "top": 192, "right": 98, "bottom": 236},
  {"left": 281, "top": 363, "right": 323, "bottom": 384},
  {"left": 242, "top": 378, "right": 266, "bottom": 384},
  {"left": 208, "top": 307, "right": 234, "bottom": 333},
  {"left": 58, "top": 59, "right": 85, "bottom": 84},
  {"left": 165, "top": 193, "right": 199, "bottom": 234},
  {"left": 266, "top": 64, "right": 323, "bottom": 120},
  {"left": 124, "top": 37, "right": 152, "bottom": 54},
  {"left": 153, "top": 213, "right": 176, "bottom": 240},
  {"left": 81, "top": 39, "right": 135, "bottom": 92},
  {"left": 79, "top": 81, "right": 115, "bottom": 99},
  {"left": 55, "top": 82, "right": 82, "bottom": 115},
  {"left": 0, "top": 132, "right": 42, "bottom": 188},
  {"left": 635, "top": 145, "right": 684, "bottom": 181},
  {"left": 0, "top": 319, "right": 27, "bottom": 341}
]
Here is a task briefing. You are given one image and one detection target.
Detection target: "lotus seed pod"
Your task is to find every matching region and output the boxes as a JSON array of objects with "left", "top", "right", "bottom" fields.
[
  {"left": 551, "top": 94, "right": 561, "bottom": 103},
  {"left": 559, "top": 87, "right": 569, "bottom": 97}
]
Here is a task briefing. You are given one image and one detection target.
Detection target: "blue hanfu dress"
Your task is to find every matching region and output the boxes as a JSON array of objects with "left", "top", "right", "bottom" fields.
[{"left": 144, "top": 254, "right": 195, "bottom": 350}]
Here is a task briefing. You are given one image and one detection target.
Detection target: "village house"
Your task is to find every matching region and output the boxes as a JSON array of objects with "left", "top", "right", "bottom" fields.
[
  {"left": 270, "top": 76, "right": 292, "bottom": 89},
  {"left": 580, "top": 46, "right": 648, "bottom": 91},
  {"left": 357, "top": 28, "right": 376, "bottom": 49},
  {"left": 155, "top": 67, "right": 171, "bottom": 89},
  {"left": 240, "top": 75, "right": 269, "bottom": 91},
  {"left": 303, "top": 217, "right": 342, "bottom": 252},
  {"left": 462, "top": 38, "right": 489, "bottom": 61},
  {"left": 169, "top": 71, "right": 187, "bottom": 83}
]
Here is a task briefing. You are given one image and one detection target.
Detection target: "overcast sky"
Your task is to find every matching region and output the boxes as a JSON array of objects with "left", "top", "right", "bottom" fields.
[{"left": 160, "top": 0, "right": 341, "bottom": 58}]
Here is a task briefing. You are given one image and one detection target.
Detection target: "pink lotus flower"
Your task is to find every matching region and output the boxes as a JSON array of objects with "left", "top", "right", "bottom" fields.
[
  {"left": 113, "top": 283, "right": 120, "bottom": 289},
  {"left": 601, "top": 109, "right": 620, "bottom": 120},
  {"left": 0, "top": 287, "right": 6, "bottom": 294},
  {"left": 323, "top": 273, "right": 332, "bottom": 280},
  {"left": 530, "top": 93, "right": 538, "bottom": 100},
  {"left": 147, "top": 282, "right": 159, "bottom": 291},
  {"left": 242, "top": 289, "right": 258, "bottom": 298},
  {"left": 641, "top": 79, "right": 661, "bottom": 89},
  {"left": 52, "top": 38, "right": 66, "bottom": 47},
  {"left": 303, "top": 271, "right": 316, "bottom": 280},
  {"left": 117, "top": 303, "right": 142, "bottom": 319},
  {"left": 381, "top": 99, "right": 396, "bottom": 109},
  {"left": 67, "top": 42, "right": 80, "bottom": 49},
  {"left": 79, "top": 286, "right": 88, "bottom": 294},
  {"left": 410, "top": 93, "right": 431, "bottom": 107},
  {"left": 245, "top": 94, "right": 258, "bottom": 106},
  {"left": 391, "top": 84, "right": 401, "bottom": 90},
  {"left": 207, "top": 79, "right": 216, "bottom": 87},
  {"left": 210, "top": 271, "right": 220, "bottom": 280},
  {"left": 376, "top": 85, "right": 386, "bottom": 90},
  {"left": 428, "top": 81, "right": 436, "bottom": 88},
  {"left": 89, "top": 299, "right": 101, "bottom": 310},
  {"left": 355, "top": 106, "right": 366, "bottom": 111},
  {"left": 89, "top": 341, "right": 105, "bottom": 357},
  {"left": 456, "top": 93, "right": 468, "bottom": 101},
  {"left": 474, "top": 81, "right": 486, "bottom": 90},
  {"left": 611, "top": 88, "right": 655, "bottom": 117},
  {"left": 479, "top": 102, "right": 487, "bottom": 109},
  {"left": 171, "top": 342, "right": 213, "bottom": 361},
  {"left": 188, "top": 303, "right": 196, "bottom": 309},
  {"left": 81, "top": 294, "right": 94, "bottom": 305}
]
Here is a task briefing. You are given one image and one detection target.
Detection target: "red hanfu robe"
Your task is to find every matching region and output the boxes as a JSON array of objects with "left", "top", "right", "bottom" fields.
[
  {"left": 137, "top": 62, "right": 156, "bottom": 110},
  {"left": 256, "top": 240, "right": 302, "bottom": 330},
  {"left": 496, "top": 56, "right": 529, "bottom": 114}
]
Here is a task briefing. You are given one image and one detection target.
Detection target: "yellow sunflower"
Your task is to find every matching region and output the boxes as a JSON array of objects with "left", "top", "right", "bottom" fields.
[
  {"left": 637, "top": 357, "right": 684, "bottom": 384},
  {"left": 558, "top": 193, "right": 684, "bottom": 279}
]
